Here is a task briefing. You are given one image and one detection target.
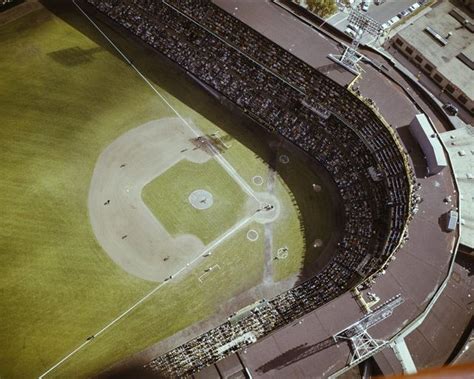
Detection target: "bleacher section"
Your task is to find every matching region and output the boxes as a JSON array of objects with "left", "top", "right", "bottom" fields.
[{"left": 84, "top": 0, "right": 417, "bottom": 376}]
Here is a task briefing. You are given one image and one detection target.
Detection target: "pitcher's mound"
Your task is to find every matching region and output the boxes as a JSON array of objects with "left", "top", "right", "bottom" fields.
[{"left": 189, "top": 189, "right": 213, "bottom": 210}]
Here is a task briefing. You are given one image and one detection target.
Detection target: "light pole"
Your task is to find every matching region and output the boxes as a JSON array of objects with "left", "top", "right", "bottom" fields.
[{"left": 329, "top": 9, "right": 383, "bottom": 74}]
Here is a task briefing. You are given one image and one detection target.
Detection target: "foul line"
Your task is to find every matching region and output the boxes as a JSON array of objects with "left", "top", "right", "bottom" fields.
[
  {"left": 38, "top": 278, "right": 166, "bottom": 379},
  {"left": 39, "top": 3, "right": 263, "bottom": 378},
  {"left": 74, "top": 0, "right": 259, "bottom": 203},
  {"left": 173, "top": 214, "right": 255, "bottom": 278},
  {"left": 39, "top": 207, "right": 256, "bottom": 378}
]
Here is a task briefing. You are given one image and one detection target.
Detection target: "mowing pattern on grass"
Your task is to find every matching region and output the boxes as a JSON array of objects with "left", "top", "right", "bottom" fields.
[
  {"left": 0, "top": 7, "right": 166, "bottom": 378},
  {"left": 0, "top": 3, "right": 327, "bottom": 379},
  {"left": 51, "top": 223, "right": 266, "bottom": 379}
]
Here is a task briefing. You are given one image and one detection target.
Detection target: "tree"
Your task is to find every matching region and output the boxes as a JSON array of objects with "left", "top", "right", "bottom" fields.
[{"left": 306, "top": 0, "right": 338, "bottom": 18}]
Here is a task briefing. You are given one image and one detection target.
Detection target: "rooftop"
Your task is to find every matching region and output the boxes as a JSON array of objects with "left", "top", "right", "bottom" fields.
[
  {"left": 398, "top": 1, "right": 474, "bottom": 99},
  {"left": 441, "top": 125, "right": 474, "bottom": 248}
]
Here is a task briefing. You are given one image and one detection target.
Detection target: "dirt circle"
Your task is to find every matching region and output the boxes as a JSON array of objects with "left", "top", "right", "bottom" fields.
[
  {"left": 189, "top": 189, "right": 213, "bottom": 210},
  {"left": 312, "top": 184, "right": 322, "bottom": 192},
  {"left": 88, "top": 118, "right": 209, "bottom": 282},
  {"left": 277, "top": 247, "right": 289, "bottom": 259},
  {"left": 313, "top": 239, "right": 323, "bottom": 248},
  {"left": 279, "top": 155, "right": 290, "bottom": 164},
  {"left": 252, "top": 175, "right": 264, "bottom": 186},
  {"left": 253, "top": 193, "right": 280, "bottom": 224},
  {"left": 247, "top": 229, "right": 259, "bottom": 242}
]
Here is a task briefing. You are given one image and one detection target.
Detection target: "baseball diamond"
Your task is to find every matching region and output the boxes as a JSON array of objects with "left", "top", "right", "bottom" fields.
[{"left": 1, "top": 0, "right": 469, "bottom": 378}]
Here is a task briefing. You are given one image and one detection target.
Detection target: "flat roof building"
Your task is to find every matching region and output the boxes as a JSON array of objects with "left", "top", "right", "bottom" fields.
[
  {"left": 393, "top": 1, "right": 474, "bottom": 115},
  {"left": 441, "top": 125, "right": 474, "bottom": 249}
]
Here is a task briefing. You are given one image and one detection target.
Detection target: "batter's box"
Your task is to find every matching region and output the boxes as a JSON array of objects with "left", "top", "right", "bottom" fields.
[{"left": 198, "top": 264, "right": 221, "bottom": 283}]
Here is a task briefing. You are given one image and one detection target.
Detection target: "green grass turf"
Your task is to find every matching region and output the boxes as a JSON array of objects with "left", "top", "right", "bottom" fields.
[
  {"left": 271, "top": 155, "right": 335, "bottom": 281},
  {"left": 0, "top": 4, "right": 314, "bottom": 379},
  {"left": 51, "top": 222, "right": 266, "bottom": 378},
  {"left": 0, "top": 7, "right": 165, "bottom": 379},
  {"left": 142, "top": 159, "right": 249, "bottom": 245},
  {"left": 271, "top": 178, "right": 307, "bottom": 282}
]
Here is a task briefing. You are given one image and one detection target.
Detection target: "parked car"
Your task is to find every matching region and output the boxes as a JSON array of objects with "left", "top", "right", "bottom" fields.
[
  {"left": 345, "top": 24, "right": 363, "bottom": 39},
  {"left": 345, "top": 24, "right": 356, "bottom": 38},
  {"left": 443, "top": 103, "right": 459, "bottom": 116},
  {"left": 389, "top": 15, "right": 400, "bottom": 25},
  {"left": 409, "top": 3, "right": 420, "bottom": 12},
  {"left": 361, "top": 1, "right": 370, "bottom": 12},
  {"left": 400, "top": 9, "right": 411, "bottom": 17}
]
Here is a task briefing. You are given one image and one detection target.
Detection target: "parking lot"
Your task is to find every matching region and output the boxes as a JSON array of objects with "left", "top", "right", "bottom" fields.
[
  {"left": 328, "top": 0, "right": 423, "bottom": 45},
  {"left": 366, "top": 0, "right": 417, "bottom": 23}
]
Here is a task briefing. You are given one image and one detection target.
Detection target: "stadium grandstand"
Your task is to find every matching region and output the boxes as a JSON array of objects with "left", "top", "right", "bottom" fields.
[
  {"left": 82, "top": 0, "right": 418, "bottom": 376},
  {"left": 0, "top": 0, "right": 16, "bottom": 7}
]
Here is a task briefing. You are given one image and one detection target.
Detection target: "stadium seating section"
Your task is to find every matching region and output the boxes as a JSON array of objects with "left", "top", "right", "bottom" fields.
[{"left": 85, "top": 0, "right": 417, "bottom": 376}]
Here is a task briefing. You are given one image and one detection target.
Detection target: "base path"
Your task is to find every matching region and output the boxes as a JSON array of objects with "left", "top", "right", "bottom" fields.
[{"left": 88, "top": 118, "right": 210, "bottom": 282}]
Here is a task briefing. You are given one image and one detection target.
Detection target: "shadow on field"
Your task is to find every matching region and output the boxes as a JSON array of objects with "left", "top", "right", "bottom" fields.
[
  {"left": 38, "top": 0, "right": 344, "bottom": 282},
  {"left": 38, "top": 1, "right": 346, "bottom": 375},
  {"left": 48, "top": 46, "right": 103, "bottom": 66},
  {"left": 97, "top": 364, "right": 163, "bottom": 379}
]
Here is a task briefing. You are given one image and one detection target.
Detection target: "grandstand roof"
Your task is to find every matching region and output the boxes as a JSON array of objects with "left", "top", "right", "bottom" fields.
[
  {"left": 213, "top": 0, "right": 354, "bottom": 87},
  {"left": 193, "top": 0, "right": 463, "bottom": 376},
  {"left": 441, "top": 126, "right": 474, "bottom": 248},
  {"left": 84, "top": 1, "right": 469, "bottom": 376}
]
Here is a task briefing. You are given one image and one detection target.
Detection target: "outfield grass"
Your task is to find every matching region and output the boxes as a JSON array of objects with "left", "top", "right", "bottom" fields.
[
  {"left": 271, "top": 177, "right": 307, "bottom": 282},
  {"left": 51, "top": 222, "right": 266, "bottom": 378},
  {"left": 0, "top": 4, "right": 314, "bottom": 379},
  {"left": 271, "top": 155, "right": 335, "bottom": 281},
  {"left": 0, "top": 7, "right": 167, "bottom": 378},
  {"left": 142, "top": 159, "right": 249, "bottom": 245}
]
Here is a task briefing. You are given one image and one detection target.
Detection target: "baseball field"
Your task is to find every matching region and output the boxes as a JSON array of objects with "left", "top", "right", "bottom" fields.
[{"left": 0, "top": 1, "right": 336, "bottom": 378}]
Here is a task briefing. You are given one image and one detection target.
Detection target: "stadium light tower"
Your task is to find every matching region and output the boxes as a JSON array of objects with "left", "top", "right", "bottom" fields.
[
  {"left": 329, "top": 9, "right": 383, "bottom": 75},
  {"left": 331, "top": 295, "right": 404, "bottom": 371}
]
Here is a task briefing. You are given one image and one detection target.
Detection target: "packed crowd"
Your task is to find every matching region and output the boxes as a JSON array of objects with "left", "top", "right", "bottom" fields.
[{"left": 85, "top": 0, "right": 416, "bottom": 376}]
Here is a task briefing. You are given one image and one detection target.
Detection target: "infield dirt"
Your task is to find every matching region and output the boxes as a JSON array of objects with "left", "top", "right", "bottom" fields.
[{"left": 0, "top": 1, "right": 335, "bottom": 378}]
